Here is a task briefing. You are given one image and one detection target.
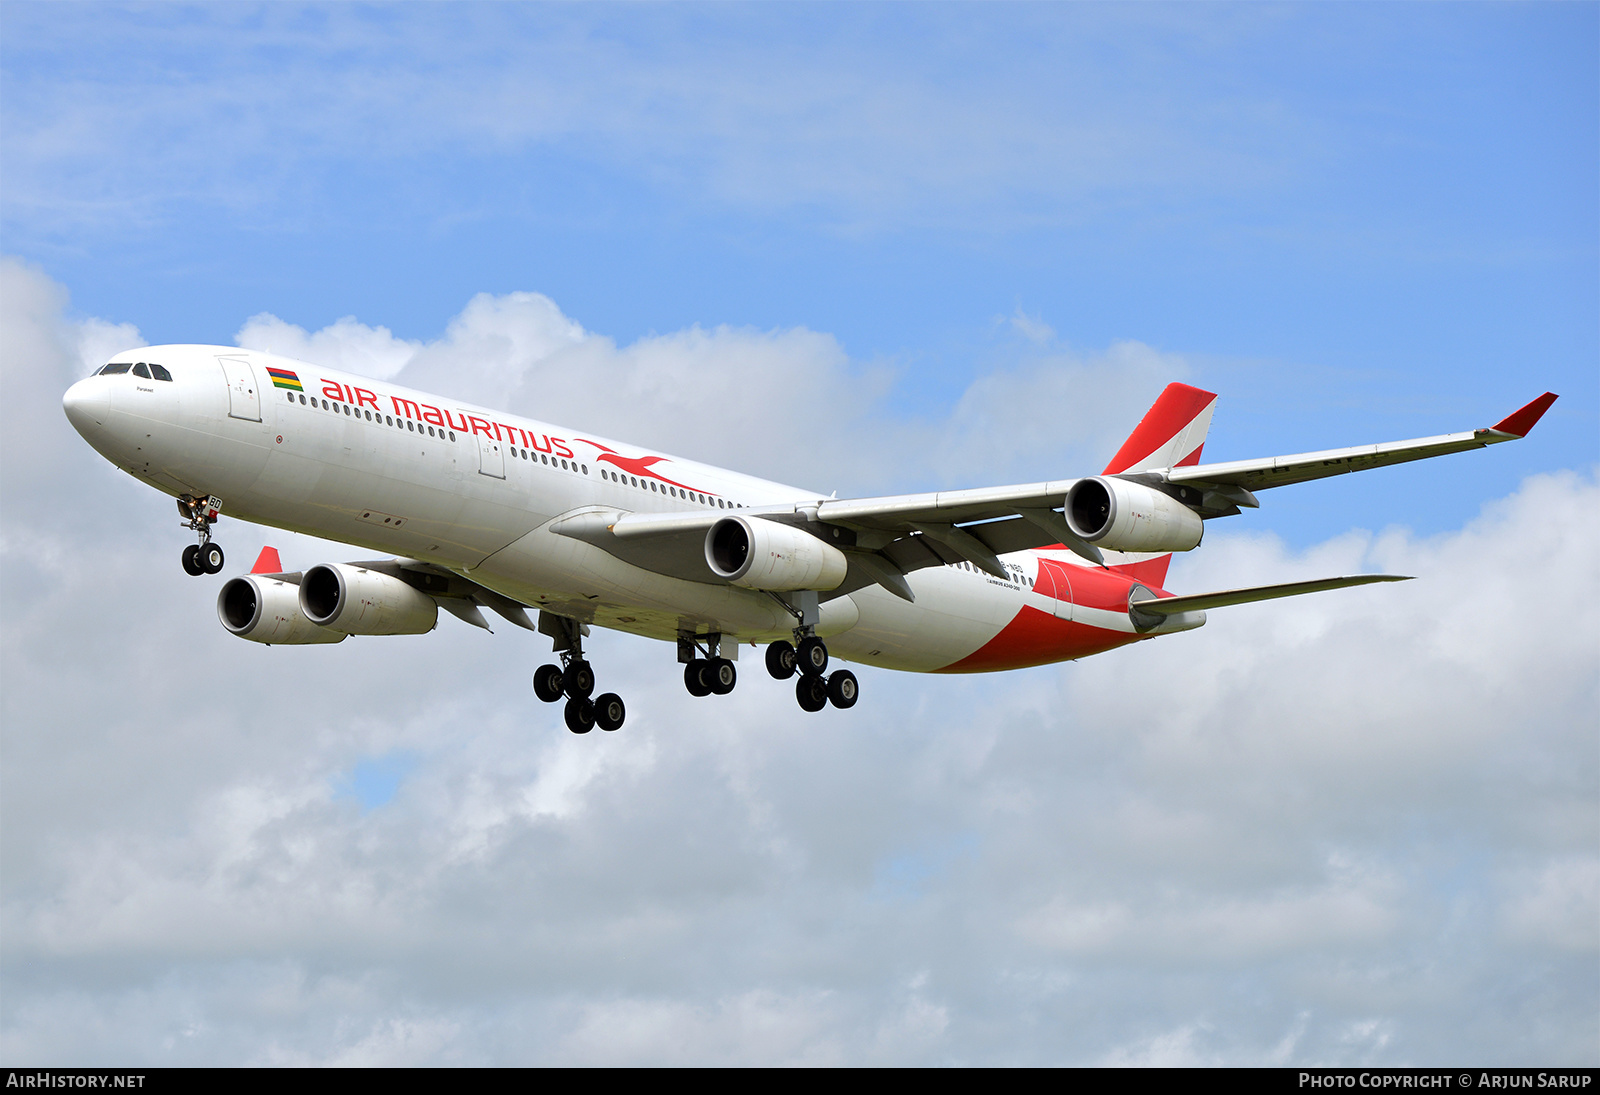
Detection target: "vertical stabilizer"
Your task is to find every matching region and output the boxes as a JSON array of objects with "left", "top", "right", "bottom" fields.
[{"left": 1102, "top": 383, "right": 1218, "bottom": 474}]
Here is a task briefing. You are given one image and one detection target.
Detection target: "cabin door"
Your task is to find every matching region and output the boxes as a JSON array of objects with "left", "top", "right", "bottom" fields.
[{"left": 217, "top": 358, "right": 261, "bottom": 422}]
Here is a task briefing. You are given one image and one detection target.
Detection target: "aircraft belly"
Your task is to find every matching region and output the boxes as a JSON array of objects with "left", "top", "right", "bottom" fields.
[
  {"left": 827, "top": 554, "right": 1149, "bottom": 674},
  {"left": 830, "top": 567, "right": 1028, "bottom": 672},
  {"left": 469, "top": 525, "right": 801, "bottom": 638}
]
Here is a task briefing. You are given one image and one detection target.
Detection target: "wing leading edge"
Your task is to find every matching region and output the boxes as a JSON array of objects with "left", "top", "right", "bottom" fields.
[
  {"left": 1162, "top": 392, "right": 1558, "bottom": 495},
  {"left": 546, "top": 390, "right": 1556, "bottom": 605}
]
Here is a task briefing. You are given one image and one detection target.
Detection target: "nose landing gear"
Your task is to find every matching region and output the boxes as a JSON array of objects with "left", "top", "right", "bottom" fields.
[{"left": 178, "top": 496, "right": 225, "bottom": 575}]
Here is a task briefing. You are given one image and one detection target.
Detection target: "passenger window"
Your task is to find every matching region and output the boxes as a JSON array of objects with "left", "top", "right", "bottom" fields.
[
  {"left": 132, "top": 363, "right": 151, "bottom": 379},
  {"left": 300, "top": 394, "right": 307, "bottom": 404},
  {"left": 287, "top": 391, "right": 295, "bottom": 402}
]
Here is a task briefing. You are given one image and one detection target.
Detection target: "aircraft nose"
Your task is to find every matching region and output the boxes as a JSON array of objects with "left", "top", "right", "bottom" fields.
[{"left": 62, "top": 377, "right": 110, "bottom": 437}]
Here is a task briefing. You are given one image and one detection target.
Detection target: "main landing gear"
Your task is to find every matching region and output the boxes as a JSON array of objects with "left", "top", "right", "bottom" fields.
[
  {"left": 178, "top": 495, "right": 225, "bottom": 575},
  {"left": 765, "top": 635, "right": 858, "bottom": 712},
  {"left": 679, "top": 631, "right": 738, "bottom": 698},
  {"left": 533, "top": 612, "right": 625, "bottom": 734}
]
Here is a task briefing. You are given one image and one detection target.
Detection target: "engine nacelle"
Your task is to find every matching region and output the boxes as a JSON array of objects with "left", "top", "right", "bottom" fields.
[
  {"left": 299, "top": 563, "right": 439, "bottom": 635},
  {"left": 705, "top": 516, "right": 848, "bottom": 592},
  {"left": 1065, "top": 476, "right": 1204, "bottom": 553},
  {"left": 218, "top": 575, "right": 347, "bottom": 645}
]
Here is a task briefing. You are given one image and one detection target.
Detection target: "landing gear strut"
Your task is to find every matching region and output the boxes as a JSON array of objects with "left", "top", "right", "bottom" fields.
[
  {"left": 680, "top": 631, "right": 737, "bottom": 697},
  {"left": 767, "top": 590, "right": 859, "bottom": 711},
  {"left": 533, "top": 611, "right": 625, "bottom": 734},
  {"left": 178, "top": 495, "right": 225, "bottom": 575}
]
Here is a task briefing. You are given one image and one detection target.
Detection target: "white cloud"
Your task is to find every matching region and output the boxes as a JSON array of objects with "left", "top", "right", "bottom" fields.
[
  {"left": 235, "top": 314, "right": 420, "bottom": 382},
  {"left": 3, "top": 264, "right": 1595, "bottom": 1064},
  {"left": 231, "top": 292, "right": 1178, "bottom": 494}
]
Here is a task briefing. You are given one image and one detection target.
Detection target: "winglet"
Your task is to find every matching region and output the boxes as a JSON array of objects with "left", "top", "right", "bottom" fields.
[
  {"left": 250, "top": 546, "right": 283, "bottom": 574},
  {"left": 1103, "top": 382, "right": 1219, "bottom": 474},
  {"left": 1491, "top": 392, "right": 1558, "bottom": 438}
]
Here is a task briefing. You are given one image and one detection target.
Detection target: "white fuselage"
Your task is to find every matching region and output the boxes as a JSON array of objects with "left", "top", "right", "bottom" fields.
[{"left": 63, "top": 345, "right": 1183, "bottom": 672}]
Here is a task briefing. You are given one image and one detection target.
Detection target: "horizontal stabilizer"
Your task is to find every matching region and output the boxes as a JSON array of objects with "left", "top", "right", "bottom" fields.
[{"left": 1131, "top": 574, "right": 1412, "bottom": 616}]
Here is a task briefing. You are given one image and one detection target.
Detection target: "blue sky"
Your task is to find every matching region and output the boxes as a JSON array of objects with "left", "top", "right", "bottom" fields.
[
  {"left": 6, "top": 4, "right": 1593, "bottom": 544},
  {"left": 2, "top": 3, "right": 1595, "bottom": 1066}
]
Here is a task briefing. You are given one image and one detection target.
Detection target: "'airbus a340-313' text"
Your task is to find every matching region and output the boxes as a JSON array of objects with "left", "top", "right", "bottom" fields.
[{"left": 62, "top": 347, "right": 1557, "bottom": 733}]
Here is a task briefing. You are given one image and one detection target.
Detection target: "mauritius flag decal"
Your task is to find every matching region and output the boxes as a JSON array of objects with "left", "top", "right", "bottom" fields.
[{"left": 266, "top": 367, "right": 303, "bottom": 392}]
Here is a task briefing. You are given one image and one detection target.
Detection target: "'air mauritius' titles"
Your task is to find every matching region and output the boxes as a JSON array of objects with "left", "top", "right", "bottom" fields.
[
  {"left": 314, "top": 375, "right": 574, "bottom": 460},
  {"left": 306, "top": 373, "right": 717, "bottom": 495}
]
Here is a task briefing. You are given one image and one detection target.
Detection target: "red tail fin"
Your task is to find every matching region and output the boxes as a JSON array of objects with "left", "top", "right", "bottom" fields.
[
  {"left": 250, "top": 546, "right": 283, "bottom": 575},
  {"left": 1103, "top": 383, "right": 1219, "bottom": 474},
  {"left": 1110, "top": 554, "right": 1173, "bottom": 588}
]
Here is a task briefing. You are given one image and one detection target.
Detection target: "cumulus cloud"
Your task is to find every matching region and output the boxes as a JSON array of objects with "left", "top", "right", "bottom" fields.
[
  {"left": 235, "top": 314, "right": 420, "bottom": 382},
  {"left": 230, "top": 292, "right": 1178, "bottom": 495},
  {"left": 3, "top": 264, "right": 1595, "bottom": 1064}
]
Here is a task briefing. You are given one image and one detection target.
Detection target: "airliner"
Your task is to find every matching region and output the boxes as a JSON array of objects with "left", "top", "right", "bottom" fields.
[{"left": 61, "top": 346, "right": 1556, "bottom": 734}]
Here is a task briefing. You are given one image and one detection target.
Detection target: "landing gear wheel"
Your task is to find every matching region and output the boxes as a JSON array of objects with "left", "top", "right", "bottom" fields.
[
  {"left": 827, "top": 670, "right": 859, "bottom": 709},
  {"left": 181, "top": 544, "right": 204, "bottom": 576},
  {"left": 684, "top": 660, "right": 712, "bottom": 697},
  {"left": 796, "top": 674, "right": 829, "bottom": 713},
  {"left": 200, "top": 543, "right": 225, "bottom": 574},
  {"left": 594, "top": 693, "right": 626, "bottom": 732},
  {"left": 765, "top": 641, "right": 797, "bottom": 680},
  {"left": 533, "top": 664, "right": 566, "bottom": 703},
  {"left": 708, "top": 658, "right": 737, "bottom": 695},
  {"left": 564, "top": 697, "right": 596, "bottom": 734},
  {"left": 798, "top": 636, "right": 829, "bottom": 676},
  {"left": 563, "top": 659, "right": 595, "bottom": 700}
]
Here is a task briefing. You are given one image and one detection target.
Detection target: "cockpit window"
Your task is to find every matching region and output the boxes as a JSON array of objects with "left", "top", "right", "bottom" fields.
[
  {"left": 98, "top": 362, "right": 132, "bottom": 375},
  {"left": 132, "top": 363, "right": 151, "bottom": 379},
  {"left": 148, "top": 363, "right": 172, "bottom": 381}
]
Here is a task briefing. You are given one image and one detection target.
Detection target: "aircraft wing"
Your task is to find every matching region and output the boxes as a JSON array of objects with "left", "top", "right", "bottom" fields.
[
  {"left": 249, "top": 548, "right": 540, "bottom": 634},
  {"left": 550, "top": 393, "right": 1557, "bottom": 605},
  {"left": 550, "top": 493, "right": 1089, "bottom": 605},
  {"left": 1161, "top": 392, "right": 1558, "bottom": 496}
]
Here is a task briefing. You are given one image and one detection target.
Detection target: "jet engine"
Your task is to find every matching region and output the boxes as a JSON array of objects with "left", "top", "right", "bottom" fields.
[
  {"left": 299, "top": 563, "right": 439, "bottom": 635},
  {"left": 1065, "top": 476, "right": 1204, "bottom": 553},
  {"left": 705, "top": 516, "right": 848, "bottom": 592},
  {"left": 218, "top": 575, "right": 346, "bottom": 645}
]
